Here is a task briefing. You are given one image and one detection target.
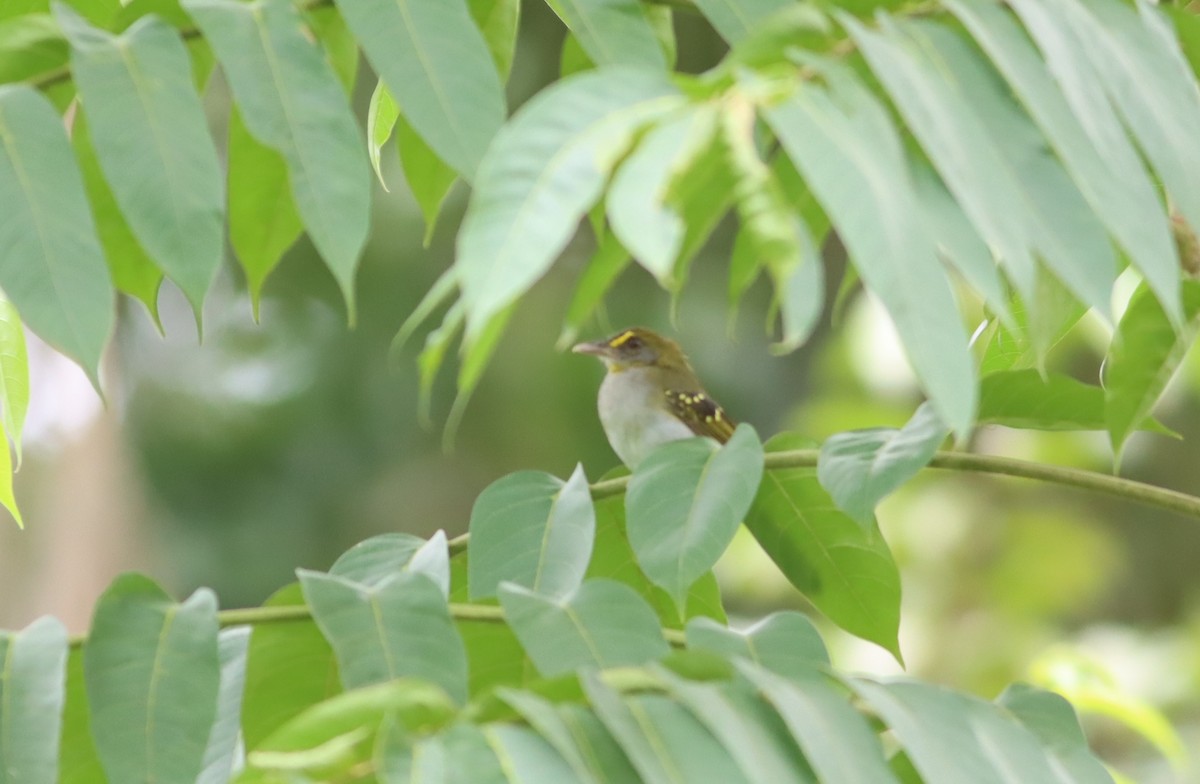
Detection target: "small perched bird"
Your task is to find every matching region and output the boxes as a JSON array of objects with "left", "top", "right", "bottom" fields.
[{"left": 573, "top": 327, "right": 736, "bottom": 468}]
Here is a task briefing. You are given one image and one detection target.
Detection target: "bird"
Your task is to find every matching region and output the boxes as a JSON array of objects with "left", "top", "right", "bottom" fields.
[{"left": 573, "top": 327, "right": 736, "bottom": 468}]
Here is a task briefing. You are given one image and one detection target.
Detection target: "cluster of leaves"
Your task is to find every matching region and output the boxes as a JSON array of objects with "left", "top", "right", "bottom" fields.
[
  {"left": 3, "top": 0, "right": 1200, "bottom": 526},
  {"left": 1, "top": 428, "right": 1117, "bottom": 783}
]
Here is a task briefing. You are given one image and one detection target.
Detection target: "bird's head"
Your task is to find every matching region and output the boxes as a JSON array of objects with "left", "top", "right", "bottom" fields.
[{"left": 571, "top": 327, "right": 691, "bottom": 373}]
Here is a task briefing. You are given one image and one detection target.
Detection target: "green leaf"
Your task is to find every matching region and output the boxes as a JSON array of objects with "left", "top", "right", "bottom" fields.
[
  {"left": 468, "top": 0, "right": 520, "bottom": 80},
  {"left": 330, "top": 532, "right": 425, "bottom": 587},
  {"left": 0, "top": 13, "right": 67, "bottom": 83},
  {"left": 57, "top": 0, "right": 118, "bottom": 27},
  {"left": 685, "top": 611, "right": 828, "bottom": 675},
  {"left": 333, "top": 0, "right": 505, "bottom": 180},
  {"left": 1104, "top": 281, "right": 1200, "bottom": 463},
  {"left": 84, "top": 573, "right": 220, "bottom": 784},
  {"left": 766, "top": 66, "right": 976, "bottom": 436},
  {"left": 57, "top": 6, "right": 223, "bottom": 314},
  {"left": 980, "top": 272, "right": 1086, "bottom": 375},
  {"left": 496, "top": 689, "right": 601, "bottom": 782},
  {"left": 736, "top": 662, "right": 897, "bottom": 784},
  {"left": 184, "top": 0, "right": 369, "bottom": 321},
  {"left": 0, "top": 293, "right": 26, "bottom": 468},
  {"left": 499, "top": 579, "right": 670, "bottom": 677},
  {"left": 197, "top": 627, "right": 250, "bottom": 784},
  {"left": 818, "top": 402, "right": 948, "bottom": 524},
  {"left": 0, "top": 417, "right": 17, "bottom": 527},
  {"left": 911, "top": 161, "right": 1009, "bottom": 324},
  {"left": 368, "top": 80, "right": 400, "bottom": 191},
  {"left": 691, "top": 0, "right": 795, "bottom": 44},
  {"left": 980, "top": 369, "right": 1168, "bottom": 433},
  {"left": 58, "top": 649, "right": 103, "bottom": 784},
  {"left": 483, "top": 724, "right": 584, "bottom": 784},
  {"left": 241, "top": 583, "right": 339, "bottom": 751},
  {"left": 397, "top": 112, "right": 458, "bottom": 246},
  {"left": 0, "top": 616, "right": 68, "bottom": 784},
  {"left": 0, "top": 85, "right": 113, "bottom": 384},
  {"left": 660, "top": 670, "right": 814, "bottom": 784},
  {"left": 626, "top": 426, "right": 763, "bottom": 613},
  {"left": 300, "top": 570, "right": 468, "bottom": 704},
  {"left": 417, "top": 300, "right": 464, "bottom": 426},
  {"left": 998, "top": 684, "right": 1115, "bottom": 784},
  {"left": 72, "top": 115, "right": 162, "bottom": 323},
  {"left": 307, "top": 4, "right": 357, "bottom": 95},
  {"left": 255, "top": 679, "right": 456, "bottom": 763},
  {"left": 544, "top": 0, "right": 666, "bottom": 70},
  {"left": 558, "top": 228, "right": 633, "bottom": 349},
  {"left": 606, "top": 105, "right": 718, "bottom": 286},
  {"left": 910, "top": 19, "right": 1118, "bottom": 321},
  {"left": 846, "top": 14, "right": 1036, "bottom": 300},
  {"left": 469, "top": 465, "right": 596, "bottom": 601},
  {"left": 455, "top": 66, "right": 682, "bottom": 339},
  {"left": 581, "top": 674, "right": 749, "bottom": 784},
  {"left": 851, "top": 679, "right": 1068, "bottom": 784},
  {"left": 946, "top": 0, "right": 1179, "bottom": 322},
  {"left": 1050, "top": 0, "right": 1200, "bottom": 309},
  {"left": 745, "top": 433, "right": 902, "bottom": 660},
  {"left": 227, "top": 105, "right": 302, "bottom": 316},
  {"left": 588, "top": 483, "right": 727, "bottom": 628}
]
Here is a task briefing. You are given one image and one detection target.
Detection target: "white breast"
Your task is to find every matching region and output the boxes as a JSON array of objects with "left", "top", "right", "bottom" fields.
[{"left": 598, "top": 368, "right": 695, "bottom": 469}]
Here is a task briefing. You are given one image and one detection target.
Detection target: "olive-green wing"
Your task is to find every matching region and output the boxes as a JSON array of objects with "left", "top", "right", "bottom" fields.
[{"left": 664, "top": 389, "right": 736, "bottom": 443}]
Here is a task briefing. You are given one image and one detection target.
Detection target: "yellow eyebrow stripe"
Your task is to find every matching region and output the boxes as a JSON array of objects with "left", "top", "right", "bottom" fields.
[{"left": 609, "top": 330, "right": 637, "bottom": 348}]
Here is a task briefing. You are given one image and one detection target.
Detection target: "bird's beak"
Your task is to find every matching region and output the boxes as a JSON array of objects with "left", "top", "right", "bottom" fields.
[{"left": 571, "top": 340, "right": 610, "bottom": 358}]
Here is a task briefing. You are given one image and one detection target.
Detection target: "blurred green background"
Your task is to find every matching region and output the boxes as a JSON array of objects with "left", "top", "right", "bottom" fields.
[{"left": 1, "top": 3, "right": 1198, "bottom": 780}]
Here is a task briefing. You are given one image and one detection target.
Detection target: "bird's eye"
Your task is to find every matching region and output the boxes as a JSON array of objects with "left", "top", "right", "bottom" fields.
[{"left": 624, "top": 337, "right": 643, "bottom": 350}]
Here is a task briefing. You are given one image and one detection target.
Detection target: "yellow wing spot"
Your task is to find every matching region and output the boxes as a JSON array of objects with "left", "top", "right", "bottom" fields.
[{"left": 609, "top": 330, "right": 638, "bottom": 348}]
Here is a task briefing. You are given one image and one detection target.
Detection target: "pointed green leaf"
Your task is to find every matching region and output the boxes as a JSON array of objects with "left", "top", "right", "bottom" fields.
[
  {"left": 0, "top": 85, "right": 113, "bottom": 383},
  {"left": 0, "top": 616, "right": 68, "bottom": 784},
  {"left": 1104, "top": 281, "right": 1200, "bottom": 461},
  {"left": 84, "top": 574, "right": 220, "bottom": 784},
  {"left": 484, "top": 724, "right": 585, "bottom": 784},
  {"left": 607, "top": 106, "right": 718, "bottom": 286},
  {"left": 765, "top": 67, "right": 975, "bottom": 436},
  {"left": 588, "top": 481, "right": 726, "bottom": 628},
  {"left": 685, "top": 611, "right": 828, "bottom": 675},
  {"left": 657, "top": 670, "right": 812, "bottom": 784},
  {"left": 227, "top": 105, "right": 302, "bottom": 315},
  {"left": 1007, "top": 0, "right": 1179, "bottom": 321},
  {"left": 626, "top": 425, "right": 763, "bottom": 612},
  {"left": 333, "top": 0, "right": 505, "bottom": 180},
  {"left": 72, "top": 116, "right": 161, "bottom": 322},
  {"left": 499, "top": 579, "right": 670, "bottom": 677},
  {"left": 469, "top": 465, "right": 596, "bottom": 600},
  {"left": 241, "top": 583, "right": 339, "bottom": 751},
  {"left": 746, "top": 433, "right": 902, "bottom": 660},
  {"left": 851, "top": 679, "right": 1068, "bottom": 784},
  {"left": 496, "top": 689, "right": 600, "bottom": 782},
  {"left": 736, "top": 662, "right": 897, "bottom": 784},
  {"left": 57, "top": 6, "right": 223, "bottom": 313},
  {"left": 368, "top": 80, "right": 400, "bottom": 191},
  {"left": 184, "top": 0, "right": 369, "bottom": 320},
  {"left": 331, "top": 532, "right": 429, "bottom": 588},
  {"left": 998, "top": 684, "right": 1115, "bottom": 784},
  {"left": 818, "top": 402, "right": 948, "bottom": 525},
  {"left": 981, "top": 369, "right": 1170, "bottom": 433},
  {"left": 456, "top": 67, "right": 682, "bottom": 339},
  {"left": 0, "top": 415, "right": 17, "bottom": 526},
  {"left": 947, "top": 0, "right": 1179, "bottom": 322},
  {"left": 468, "top": 0, "right": 520, "bottom": 80},
  {"left": 197, "top": 627, "right": 250, "bottom": 784},
  {"left": 300, "top": 570, "right": 468, "bottom": 703},
  {"left": 0, "top": 293, "right": 25, "bottom": 468},
  {"left": 397, "top": 112, "right": 458, "bottom": 246},
  {"left": 308, "top": 4, "right": 357, "bottom": 95},
  {"left": 581, "top": 674, "right": 750, "bottom": 784},
  {"left": 544, "top": 0, "right": 666, "bottom": 70},
  {"left": 980, "top": 272, "right": 1086, "bottom": 375},
  {"left": 911, "top": 161, "right": 1009, "bottom": 324},
  {"left": 58, "top": 649, "right": 103, "bottom": 784},
  {"left": 691, "top": 0, "right": 795, "bottom": 44}
]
